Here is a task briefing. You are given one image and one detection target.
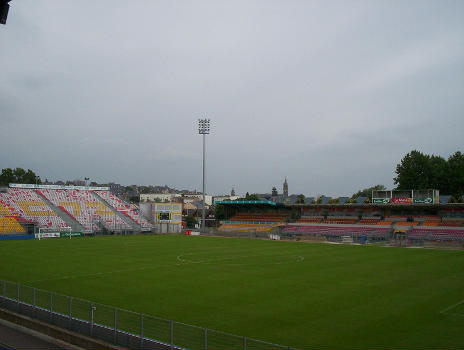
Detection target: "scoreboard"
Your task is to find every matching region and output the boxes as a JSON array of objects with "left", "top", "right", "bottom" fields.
[{"left": 153, "top": 203, "right": 182, "bottom": 233}]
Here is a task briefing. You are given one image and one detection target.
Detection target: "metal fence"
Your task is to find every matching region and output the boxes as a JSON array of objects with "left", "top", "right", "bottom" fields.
[{"left": 0, "top": 279, "right": 298, "bottom": 350}]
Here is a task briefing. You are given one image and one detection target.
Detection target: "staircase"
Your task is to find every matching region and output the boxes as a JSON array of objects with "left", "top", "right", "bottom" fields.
[
  {"left": 91, "top": 192, "right": 141, "bottom": 232},
  {"left": 35, "top": 191, "right": 86, "bottom": 233}
]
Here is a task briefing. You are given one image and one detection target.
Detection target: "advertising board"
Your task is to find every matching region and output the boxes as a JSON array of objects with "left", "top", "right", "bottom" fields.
[
  {"left": 35, "top": 232, "right": 60, "bottom": 239},
  {"left": 60, "top": 232, "right": 82, "bottom": 237},
  {"left": 413, "top": 198, "right": 433, "bottom": 204},
  {"left": 372, "top": 198, "right": 391, "bottom": 204},
  {"left": 391, "top": 198, "right": 413, "bottom": 204}
]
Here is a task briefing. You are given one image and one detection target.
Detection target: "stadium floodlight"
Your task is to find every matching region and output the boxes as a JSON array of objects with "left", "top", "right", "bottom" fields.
[
  {"left": 0, "top": 0, "right": 11, "bottom": 25},
  {"left": 198, "top": 118, "right": 210, "bottom": 134},
  {"left": 198, "top": 118, "right": 211, "bottom": 232}
]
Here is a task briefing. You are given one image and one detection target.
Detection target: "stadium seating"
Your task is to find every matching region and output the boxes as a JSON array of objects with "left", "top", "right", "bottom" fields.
[
  {"left": 0, "top": 217, "right": 26, "bottom": 233},
  {"left": 0, "top": 189, "right": 67, "bottom": 229},
  {"left": 0, "top": 202, "right": 13, "bottom": 216},
  {"left": 357, "top": 218, "right": 382, "bottom": 225},
  {"left": 385, "top": 215, "right": 408, "bottom": 221},
  {"left": 439, "top": 219, "right": 464, "bottom": 227},
  {"left": 282, "top": 225, "right": 391, "bottom": 239},
  {"left": 229, "top": 213, "right": 287, "bottom": 223},
  {"left": 395, "top": 222, "right": 419, "bottom": 226},
  {"left": 95, "top": 191, "right": 152, "bottom": 228},
  {"left": 408, "top": 228, "right": 464, "bottom": 242},
  {"left": 421, "top": 220, "right": 441, "bottom": 226},
  {"left": 325, "top": 217, "right": 358, "bottom": 225},
  {"left": 219, "top": 222, "right": 279, "bottom": 232},
  {"left": 297, "top": 216, "right": 323, "bottom": 224},
  {"left": 39, "top": 189, "right": 130, "bottom": 231},
  {"left": 378, "top": 221, "right": 393, "bottom": 225}
]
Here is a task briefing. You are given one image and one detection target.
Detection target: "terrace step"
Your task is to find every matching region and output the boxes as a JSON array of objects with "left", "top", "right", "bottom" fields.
[
  {"left": 35, "top": 191, "right": 85, "bottom": 232},
  {"left": 91, "top": 192, "right": 141, "bottom": 232}
]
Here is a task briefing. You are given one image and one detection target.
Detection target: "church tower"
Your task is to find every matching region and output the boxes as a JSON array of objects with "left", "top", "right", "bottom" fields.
[
  {"left": 283, "top": 177, "right": 288, "bottom": 198},
  {"left": 231, "top": 186, "right": 235, "bottom": 196}
]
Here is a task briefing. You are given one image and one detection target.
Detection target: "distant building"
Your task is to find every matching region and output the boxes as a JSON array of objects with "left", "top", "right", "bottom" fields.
[
  {"left": 213, "top": 195, "right": 240, "bottom": 203},
  {"left": 183, "top": 194, "right": 213, "bottom": 206},
  {"left": 140, "top": 193, "right": 181, "bottom": 202},
  {"left": 109, "top": 182, "right": 123, "bottom": 195},
  {"left": 283, "top": 177, "right": 288, "bottom": 198}
]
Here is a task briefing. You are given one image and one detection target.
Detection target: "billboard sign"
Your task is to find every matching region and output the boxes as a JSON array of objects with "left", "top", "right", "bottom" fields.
[
  {"left": 413, "top": 198, "right": 433, "bottom": 204},
  {"left": 391, "top": 198, "right": 413, "bottom": 204},
  {"left": 35, "top": 232, "right": 60, "bottom": 239},
  {"left": 372, "top": 198, "right": 391, "bottom": 204},
  {"left": 60, "top": 232, "right": 82, "bottom": 237}
]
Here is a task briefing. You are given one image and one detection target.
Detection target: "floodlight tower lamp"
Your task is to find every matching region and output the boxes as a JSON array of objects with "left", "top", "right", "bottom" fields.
[{"left": 197, "top": 118, "right": 211, "bottom": 232}]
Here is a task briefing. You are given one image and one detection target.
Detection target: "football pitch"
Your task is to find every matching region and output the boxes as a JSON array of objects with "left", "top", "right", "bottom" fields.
[{"left": 0, "top": 235, "right": 463, "bottom": 349}]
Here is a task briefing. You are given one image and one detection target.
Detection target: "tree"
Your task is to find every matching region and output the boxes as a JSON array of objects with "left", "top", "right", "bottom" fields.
[
  {"left": 351, "top": 185, "right": 386, "bottom": 200},
  {"left": 394, "top": 150, "right": 432, "bottom": 190},
  {"left": 394, "top": 150, "right": 463, "bottom": 196},
  {"left": 296, "top": 194, "right": 305, "bottom": 204},
  {"left": 0, "top": 168, "right": 41, "bottom": 186},
  {"left": 215, "top": 204, "right": 226, "bottom": 221},
  {"left": 447, "top": 151, "right": 464, "bottom": 199},
  {"left": 129, "top": 195, "right": 139, "bottom": 203},
  {"left": 185, "top": 214, "right": 197, "bottom": 228},
  {"left": 243, "top": 193, "right": 259, "bottom": 200}
]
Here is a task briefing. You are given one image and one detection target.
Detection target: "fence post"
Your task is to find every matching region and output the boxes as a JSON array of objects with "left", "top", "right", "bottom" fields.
[
  {"left": 140, "top": 313, "right": 144, "bottom": 349},
  {"left": 90, "top": 302, "right": 95, "bottom": 337},
  {"left": 170, "top": 320, "right": 174, "bottom": 349},
  {"left": 33, "top": 288, "right": 36, "bottom": 318},
  {"left": 114, "top": 308, "right": 117, "bottom": 343},
  {"left": 69, "top": 297, "right": 72, "bottom": 330},
  {"left": 50, "top": 292, "right": 53, "bottom": 322},
  {"left": 17, "top": 283, "right": 20, "bottom": 311},
  {"left": 243, "top": 336, "right": 246, "bottom": 350},
  {"left": 204, "top": 328, "right": 207, "bottom": 350}
]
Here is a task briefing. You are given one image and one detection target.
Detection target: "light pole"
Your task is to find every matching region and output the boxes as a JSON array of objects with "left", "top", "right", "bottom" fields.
[{"left": 198, "top": 119, "right": 210, "bottom": 233}]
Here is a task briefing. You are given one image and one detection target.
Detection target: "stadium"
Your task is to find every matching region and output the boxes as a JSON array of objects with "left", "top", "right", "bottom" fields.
[
  {"left": 2, "top": 1, "right": 464, "bottom": 349},
  {"left": 1, "top": 182, "right": 464, "bottom": 349}
]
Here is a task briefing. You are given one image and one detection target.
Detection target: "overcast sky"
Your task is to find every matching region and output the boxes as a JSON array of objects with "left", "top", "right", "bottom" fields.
[{"left": 1, "top": 1, "right": 463, "bottom": 197}]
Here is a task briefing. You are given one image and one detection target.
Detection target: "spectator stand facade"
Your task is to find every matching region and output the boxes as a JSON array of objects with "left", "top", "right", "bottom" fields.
[
  {"left": 1, "top": 184, "right": 154, "bottom": 235},
  {"left": 214, "top": 200, "right": 464, "bottom": 247}
]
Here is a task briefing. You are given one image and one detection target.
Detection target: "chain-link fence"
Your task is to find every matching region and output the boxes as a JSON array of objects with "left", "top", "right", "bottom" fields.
[{"left": 0, "top": 279, "right": 299, "bottom": 350}]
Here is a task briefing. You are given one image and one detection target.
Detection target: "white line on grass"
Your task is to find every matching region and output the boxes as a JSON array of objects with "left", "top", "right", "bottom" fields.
[
  {"left": 27, "top": 253, "right": 305, "bottom": 284},
  {"left": 176, "top": 254, "right": 304, "bottom": 265},
  {"left": 440, "top": 299, "right": 464, "bottom": 315}
]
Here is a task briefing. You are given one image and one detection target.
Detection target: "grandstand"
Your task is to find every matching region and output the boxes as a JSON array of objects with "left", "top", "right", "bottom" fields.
[
  {"left": 219, "top": 212, "right": 286, "bottom": 232},
  {"left": 94, "top": 191, "right": 152, "bottom": 229},
  {"left": 282, "top": 224, "right": 391, "bottom": 241},
  {"left": 0, "top": 217, "right": 25, "bottom": 233},
  {"left": 39, "top": 188, "right": 131, "bottom": 232},
  {"left": 215, "top": 198, "right": 464, "bottom": 246},
  {"left": 0, "top": 184, "right": 153, "bottom": 235},
  {"left": 0, "top": 188, "right": 67, "bottom": 229},
  {"left": 408, "top": 227, "right": 464, "bottom": 242}
]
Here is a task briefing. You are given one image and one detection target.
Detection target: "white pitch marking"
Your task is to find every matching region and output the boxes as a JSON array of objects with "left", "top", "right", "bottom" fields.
[
  {"left": 27, "top": 252, "right": 305, "bottom": 284},
  {"left": 440, "top": 299, "right": 464, "bottom": 314}
]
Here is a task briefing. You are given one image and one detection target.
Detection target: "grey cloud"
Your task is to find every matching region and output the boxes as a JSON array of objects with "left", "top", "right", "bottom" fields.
[{"left": 1, "top": 0, "right": 463, "bottom": 197}]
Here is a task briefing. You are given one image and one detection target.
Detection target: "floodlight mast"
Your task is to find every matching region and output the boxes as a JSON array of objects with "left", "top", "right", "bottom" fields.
[{"left": 198, "top": 119, "right": 210, "bottom": 233}]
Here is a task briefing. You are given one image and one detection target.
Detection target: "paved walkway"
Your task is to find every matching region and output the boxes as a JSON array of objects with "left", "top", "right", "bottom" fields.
[{"left": 0, "top": 321, "right": 68, "bottom": 350}]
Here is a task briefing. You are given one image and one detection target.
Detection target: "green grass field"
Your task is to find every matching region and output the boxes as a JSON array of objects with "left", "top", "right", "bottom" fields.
[{"left": 0, "top": 235, "right": 463, "bottom": 349}]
